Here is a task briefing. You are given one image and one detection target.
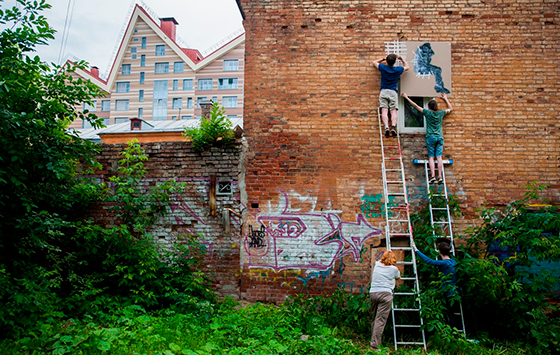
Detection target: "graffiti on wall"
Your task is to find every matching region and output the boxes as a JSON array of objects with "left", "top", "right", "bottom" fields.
[
  {"left": 244, "top": 190, "right": 383, "bottom": 271},
  {"left": 361, "top": 194, "right": 399, "bottom": 218}
]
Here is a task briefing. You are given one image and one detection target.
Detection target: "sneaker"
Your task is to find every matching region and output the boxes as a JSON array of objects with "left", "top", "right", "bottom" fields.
[
  {"left": 437, "top": 177, "right": 444, "bottom": 184},
  {"left": 384, "top": 127, "right": 390, "bottom": 138},
  {"left": 429, "top": 176, "right": 437, "bottom": 184},
  {"left": 390, "top": 126, "right": 397, "bottom": 137}
]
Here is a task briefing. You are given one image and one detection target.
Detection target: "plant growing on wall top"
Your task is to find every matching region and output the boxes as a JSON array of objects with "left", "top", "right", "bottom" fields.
[{"left": 183, "top": 102, "right": 235, "bottom": 151}]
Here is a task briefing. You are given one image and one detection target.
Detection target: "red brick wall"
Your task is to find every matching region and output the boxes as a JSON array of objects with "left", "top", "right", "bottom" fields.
[
  {"left": 91, "top": 142, "right": 243, "bottom": 299},
  {"left": 238, "top": 0, "right": 560, "bottom": 301}
]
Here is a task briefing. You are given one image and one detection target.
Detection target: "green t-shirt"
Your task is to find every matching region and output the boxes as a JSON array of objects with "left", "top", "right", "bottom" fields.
[{"left": 423, "top": 109, "right": 448, "bottom": 137}]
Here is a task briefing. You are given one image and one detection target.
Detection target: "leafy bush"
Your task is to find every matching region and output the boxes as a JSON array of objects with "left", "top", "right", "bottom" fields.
[
  {"left": 411, "top": 183, "right": 560, "bottom": 354},
  {"left": 183, "top": 102, "right": 235, "bottom": 151}
]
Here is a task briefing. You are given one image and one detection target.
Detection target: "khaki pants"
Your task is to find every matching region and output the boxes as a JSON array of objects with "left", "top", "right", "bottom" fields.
[{"left": 370, "top": 292, "right": 393, "bottom": 348}]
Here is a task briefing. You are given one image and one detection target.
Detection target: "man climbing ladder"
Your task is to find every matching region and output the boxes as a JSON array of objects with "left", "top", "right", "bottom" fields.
[{"left": 402, "top": 92, "right": 453, "bottom": 184}]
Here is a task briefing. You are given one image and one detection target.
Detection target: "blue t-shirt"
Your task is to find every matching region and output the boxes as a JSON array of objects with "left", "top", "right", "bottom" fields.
[
  {"left": 378, "top": 63, "right": 405, "bottom": 92},
  {"left": 416, "top": 250, "right": 458, "bottom": 297}
]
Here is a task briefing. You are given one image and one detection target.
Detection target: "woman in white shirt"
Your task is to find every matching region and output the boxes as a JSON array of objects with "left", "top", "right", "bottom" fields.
[{"left": 369, "top": 250, "right": 401, "bottom": 351}]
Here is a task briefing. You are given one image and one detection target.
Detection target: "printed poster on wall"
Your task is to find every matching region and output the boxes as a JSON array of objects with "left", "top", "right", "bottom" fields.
[{"left": 400, "top": 42, "right": 452, "bottom": 97}]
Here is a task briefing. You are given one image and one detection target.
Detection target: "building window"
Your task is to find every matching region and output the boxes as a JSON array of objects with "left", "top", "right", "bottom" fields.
[
  {"left": 155, "top": 62, "right": 169, "bottom": 74},
  {"left": 121, "top": 64, "right": 131, "bottom": 75},
  {"left": 172, "top": 98, "right": 182, "bottom": 109},
  {"left": 398, "top": 96, "right": 429, "bottom": 134},
  {"left": 139, "top": 89, "right": 144, "bottom": 102},
  {"left": 174, "top": 61, "right": 184, "bottom": 73},
  {"left": 222, "top": 96, "right": 238, "bottom": 108},
  {"left": 140, "top": 54, "right": 145, "bottom": 67},
  {"left": 116, "top": 81, "right": 130, "bottom": 93},
  {"left": 181, "top": 115, "right": 192, "bottom": 120},
  {"left": 139, "top": 71, "right": 145, "bottom": 84},
  {"left": 227, "top": 114, "right": 238, "bottom": 119},
  {"left": 101, "top": 100, "right": 111, "bottom": 112},
  {"left": 223, "top": 59, "right": 239, "bottom": 71},
  {"left": 197, "top": 79, "right": 212, "bottom": 90},
  {"left": 173, "top": 79, "right": 178, "bottom": 91},
  {"left": 82, "top": 101, "right": 96, "bottom": 112},
  {"left": 131, "top": 47, "right": 137, "bottom": 59},
  {"left": 115, "top": 99, "right": 129, "bottom": 111},
  {"left": 218, "top": 78, "right": 238, "bottom": 90},
  {"left": 141, "top": 37, "right": 147, "bottom": 49},
  {"left": 172, "top": 116, "right": 177, "bottom": 120},
  {"left": 186, "top": 97, "right": 193, "bottom": 109},
  {"left": 138, "top": 107, "right": 143, "bottom": 118},
  {"left": 133, "top": 38, "right": 139, "bottom": 42},
  {"left": 114, "top": 117, "right": 128, "bottom": 124},
  {"left": 196, "top": 97, "right": 207, "bottom": 108},
  {"left": 183, "top": 79, "right": 193, "bottom": 91},
  {"left": 155, "top": 44, "right": 165, "bottom": 56},
  {"left": 82, "top": 119, "right": 92, "bottom": 129},
  {"left": 153, "top": 80, "right": 168, "bottom": 120}
]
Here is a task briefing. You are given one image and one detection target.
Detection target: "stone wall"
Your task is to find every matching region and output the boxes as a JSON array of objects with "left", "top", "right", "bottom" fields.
[{"left": 237, "top": 0, "right": 560, "bottom": 302}]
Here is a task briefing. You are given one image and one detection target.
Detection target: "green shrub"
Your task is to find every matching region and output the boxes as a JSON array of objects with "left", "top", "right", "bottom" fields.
[{"left": 183, "top": 102, "right": 235, "bottom": 151}]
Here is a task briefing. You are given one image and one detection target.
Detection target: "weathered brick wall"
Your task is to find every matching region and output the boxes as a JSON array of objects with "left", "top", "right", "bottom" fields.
[
  {"left": 238, "top": 0, "right": 560, "bottom": 302},
  {"left": 91, "top": 141, "right": 243, "bottom": 298}
]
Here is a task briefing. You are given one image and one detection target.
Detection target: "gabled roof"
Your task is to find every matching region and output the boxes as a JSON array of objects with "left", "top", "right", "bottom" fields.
[{"left": 71, "top": 4, "right": 245, "bottom": 90}]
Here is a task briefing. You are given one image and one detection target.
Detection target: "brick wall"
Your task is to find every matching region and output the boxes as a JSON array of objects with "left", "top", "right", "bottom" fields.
[
  {"left": 238, "top": 0, "right": 560, "bottom": 302},
  {"left": 91, "top": 141, "right": 243, "bottom": 298}
]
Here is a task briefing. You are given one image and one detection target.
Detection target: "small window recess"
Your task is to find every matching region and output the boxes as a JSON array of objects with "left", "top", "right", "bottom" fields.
[
  {"left": 397, "top": 95, "right": 432, "bottom": 134},
  {"left": 217, "top": 181, "right": 233, "bottom": 195}
]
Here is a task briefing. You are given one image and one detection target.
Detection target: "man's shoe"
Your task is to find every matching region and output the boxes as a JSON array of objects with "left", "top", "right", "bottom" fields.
[
  {"left": 437, "top": 177, "right": 444, "bottom": 184},
  {"left": 429, "top": 176, "right": 437, "bottom": 184},
  {"left": 385, "top": 128, "right": 390, "bottom": 138},
  {"left": 390, "top": 126, "right": 397, "bottom": 137}
]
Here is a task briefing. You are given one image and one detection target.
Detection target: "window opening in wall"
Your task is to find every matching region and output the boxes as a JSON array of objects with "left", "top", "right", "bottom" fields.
[
  {"left": 217, "top": 181, "right": 233, "bottom": 195},
  {"left": 101, "top": 100, "right": 111, "bottom": 112},
  {"left": 141, "top": 37, "right": 146, "bottom": 48},
  {"left": 155, "top": 62, "right": 169, "bottom": 74},
  {"left": 116, "top": 81, "right": 130, "bottom": 93},
  {"left": 114, "top": 117, "right": 128, "bottom": 124},
  {"left": 223, "top": 59, "right": 238, "bottom": 71},
  {"left": 398, "top": 96, "right": 430, "bottom": 134},
  {"left": 173, "top": 79, "right": 178, "bottom": 91},
  {"left": 140, "top": 71, "right": 145, "bottom": 84},
  {"left": 218, "top": 77, "right": 238, "bottom": 90},
  {"left": 153, "top": 80, "right": 168, "bottom": 120},
  {"left": 83, "top": 101, "right": 97, "bottom": 112},
  {"left": 138, "top": 107, "right": 143, "bottom": 118},
  {"left": 186, "top": 97, "right": 193, "bottom": 109},
  {"left": 131, "top": 47, "right": 137, "bottom": 59},
  {"left": 115, "top": 99, "right": 129, "bottom": 111},
  {"left": 155, "top": 44, "right": 165, "bottom": 56},
  {"left": 139, "top": 89, "right": 144, "bottom": 102},
  {"left": 183, "top": 79, "right": 193, "bottom": 90},
  {"left": 140, "top": 54, "right": 145, "bottom": 67},
  {"left": 198, "top": 78, "right": 212, "bottom": 90},
  {"left": 172, "top": 97, "right": 182, "bottom": 109},
  {"left": 174, "top": 61, "right": 184, "bottom": 73},
  {"left": 121, "top": 64, "right": 131, "bottom": 75},
  {"left": 181, "top": 115, "right": 192, "bottom": 120},
  {"left": 223, "top": 96, "right": 238, "bottom": 108}
]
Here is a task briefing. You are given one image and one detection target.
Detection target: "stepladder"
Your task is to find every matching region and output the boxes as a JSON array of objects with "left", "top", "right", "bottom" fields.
[
  {"left": 414, "top": 159, "right": 467, "bottom": 335},
  {"left": 377, "top": 109, "right": 427, "bottom": 351}
]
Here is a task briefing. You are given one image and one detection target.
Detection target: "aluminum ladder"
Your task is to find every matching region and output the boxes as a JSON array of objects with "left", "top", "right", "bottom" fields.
[
  {"left": 378, "top": 110, "right": 427, "bottom": 351},
  {"left": 414, "top": 159, "right": 466, "bottom": 335}
]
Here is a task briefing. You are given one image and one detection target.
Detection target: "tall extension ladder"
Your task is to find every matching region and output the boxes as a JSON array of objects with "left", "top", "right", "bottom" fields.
[
  {"left": 414, "top": 159, "right": 466, "bottom": 335},
  {"left": 378, "top": 110, "right": 427, "bottom": 351}
]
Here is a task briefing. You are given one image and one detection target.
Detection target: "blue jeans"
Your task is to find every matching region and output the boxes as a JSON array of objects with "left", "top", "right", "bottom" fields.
[{"left": 426, "top": 136, "right": 444, "bottom": 157}]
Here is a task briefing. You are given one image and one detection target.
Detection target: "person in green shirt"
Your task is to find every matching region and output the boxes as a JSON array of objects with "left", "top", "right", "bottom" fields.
[{"left": 401, "top": 92, "right": 453, "bottom": 184}]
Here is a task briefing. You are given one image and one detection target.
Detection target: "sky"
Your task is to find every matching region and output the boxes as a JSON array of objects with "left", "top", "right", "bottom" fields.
[{"left": 2, "top": 0, "right": 243, "bottom": 76}]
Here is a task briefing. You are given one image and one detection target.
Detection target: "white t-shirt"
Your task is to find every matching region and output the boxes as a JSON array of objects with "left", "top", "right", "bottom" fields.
[{"left": 369, "top": 261, "right": 401, "bottom": 293}]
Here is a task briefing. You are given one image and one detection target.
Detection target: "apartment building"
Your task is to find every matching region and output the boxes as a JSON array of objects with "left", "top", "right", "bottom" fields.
[{"left": 69, "top": 4, "right": 245, "bottom": 129}]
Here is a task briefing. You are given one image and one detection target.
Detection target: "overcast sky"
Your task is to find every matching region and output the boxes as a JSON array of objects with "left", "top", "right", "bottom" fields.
[{"left": 3, "top": 0, "right": 243, "bottom": 75}]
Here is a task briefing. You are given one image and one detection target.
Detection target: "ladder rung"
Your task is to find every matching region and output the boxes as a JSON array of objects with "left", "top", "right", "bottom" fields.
[
  {"left": 389, "top": 233, "right": 410, "bottom": 236},
  {"left": 397, "top": 341, "right": 426, "bottom": 345},
  {"left": 386, "top": 181, "right": 404, "bottom": 184},
  {"left": 397, "top": 261, "right": 414, "bottom": 265},
  {"left": 394, "top": 292, "right": 416, "bottom": 296},
  {"left": 395, "top": 324, "right": 422, "bottom": 328},
  {"left": 433, "top": 221, "right": 449, "bottom": 224},
  {"left": 383, "top": 145, "right": 399, "bottom": 149},
  {"left": 387, "top": 219, "right": 409, "bottom": 223},
  {"left": 385, "top": 157, "right": 401, "bottom": 160},
  {"left": 385, "top": 169, "right": 402, "bottom": 172},
  {"left": 431, "top": 208, "right": 447, "bottom": 211},
  {"left": 388, "top": 206, "right": 406, "bottom": 210},
  {"left": 393, "top": 308, "right": 420, "bottom": 311},
  {"left": 400, "top": 277, "right": 417, "bottom": 281},
  {"left": 387, "top": 193, "right": 405, "bottom": 196},
  {"left": 390, "top": 247, "right": 413, "bottom": 250}
]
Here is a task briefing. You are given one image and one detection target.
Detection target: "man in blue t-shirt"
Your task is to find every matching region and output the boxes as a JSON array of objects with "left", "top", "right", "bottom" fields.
[{"left": 373, "top": 54, "right": 409, "bottom": 138}]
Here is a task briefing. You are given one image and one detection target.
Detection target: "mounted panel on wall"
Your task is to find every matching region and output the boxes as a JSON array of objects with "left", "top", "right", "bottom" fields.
[{"left": 400, "top": 42, "right": 452, "bottom": 97}]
